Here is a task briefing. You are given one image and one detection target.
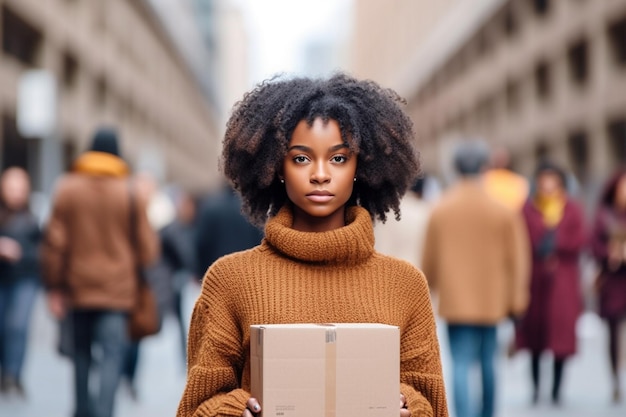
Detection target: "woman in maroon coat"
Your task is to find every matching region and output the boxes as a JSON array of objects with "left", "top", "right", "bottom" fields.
[
  {"left": 590, "top": 168, "right": 626, "bottom": 403},
  {"left": 516, "top": 161, "right": 586, "bottom": 405}
]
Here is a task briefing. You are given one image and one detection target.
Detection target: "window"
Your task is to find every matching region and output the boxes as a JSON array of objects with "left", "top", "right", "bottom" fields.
[
  {"left": 607, "top": 15, "right": 626, "bottom": 67},
  {"left": 567, "top": 131, "right": 588, "bottom": 179},
  {"left": 2, "top": 114, "right": 30, "bottom": 172},
  {"left": 503, "top": 7, "right": 518, "bottom": 37},
  {"left": 506, "top": 78, "right": 521, "bottom": 111},
  {"left": 608, "top": 119, "right": 626, "bottom": 167},
  {"left": 477, "top": 95, "right": 496, "bottom": 125},
  {"left": 62, "top": 51, "right": 79, "bottom": 89},
  {"left": 567, "top": 38, "right": 589, "bottom": 85},
  {"left": 1, "top": 5, "right": 42, "bottom": 66},
  {"left": 535, "top": 141, "right": 550, "bottom": 160},
  {"left": 534, "top": 60, "right": 551, "bottom": 100},
  {"left": 533, "top": 0, "right": 550, "bottom": 16},
  {"left": 94, "top": 76, "right": 108, "bottom": 108}
]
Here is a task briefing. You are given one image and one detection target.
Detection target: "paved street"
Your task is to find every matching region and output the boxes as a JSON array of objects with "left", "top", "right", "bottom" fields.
[
  {"left": 438, "top": 314, "right": 626, "bottom": 417},
  {"left": 1, "top": 283, "right": 625, "bottom": 417}
]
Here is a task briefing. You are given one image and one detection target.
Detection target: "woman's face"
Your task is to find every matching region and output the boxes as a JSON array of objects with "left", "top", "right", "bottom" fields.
[
  {"left": 282, "top": 118, "right": 357, "bottom": 232},
  {"left": 536, "top": 171, "right": 564, "bottom": 198},
  {"left": 614, "top": 175, "right": 626, "bottom": 210},
  {"left": 1, "top": 168, "right": 30, "bottom": 211}
]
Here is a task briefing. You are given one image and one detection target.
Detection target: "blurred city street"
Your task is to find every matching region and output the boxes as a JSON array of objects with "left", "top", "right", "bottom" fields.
[
  {"left": 1, "top": 1, "right": 626, "bottom": 417},
  {"left": 0, "top": 282, "right": 200, "bottom": 417},
  {"left": 0, "top": 282, "right": 624, "bottom": 417}
]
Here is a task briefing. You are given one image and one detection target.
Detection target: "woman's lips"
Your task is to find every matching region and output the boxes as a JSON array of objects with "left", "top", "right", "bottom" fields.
[{"left": 306, "top": 191, "right": 333, "bottom": 203}]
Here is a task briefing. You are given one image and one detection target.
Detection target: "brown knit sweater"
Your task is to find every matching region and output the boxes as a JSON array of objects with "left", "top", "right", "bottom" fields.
[{"left": 177, "top": 205, "right": 448, "bottom": 417}]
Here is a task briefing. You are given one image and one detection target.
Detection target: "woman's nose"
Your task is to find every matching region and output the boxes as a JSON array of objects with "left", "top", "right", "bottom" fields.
[{"left": 310, "top": 161, "right": 331, "bottom": 183}]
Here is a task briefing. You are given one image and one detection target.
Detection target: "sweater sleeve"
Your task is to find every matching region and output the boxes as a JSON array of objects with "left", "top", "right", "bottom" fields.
[
  {"left": 400, "top": 268, "right": 449, "bottom": 417},
  {"left": 176, "top": 266, "right": 250, "bottom": 417}
]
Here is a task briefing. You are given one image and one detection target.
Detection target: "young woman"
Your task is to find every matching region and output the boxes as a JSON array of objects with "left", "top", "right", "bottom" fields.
[
  {"left": 0, "top": 167, "right": 41, "bottom": 397},
  {"left": 515, "top": 161, "right": 585, "bottom": 405},
  {"left": 590, "top": 169, "right": 626, "bottom": 403},
  {"left": 176, "top": 74, "right": 448, "bottom": 417}
]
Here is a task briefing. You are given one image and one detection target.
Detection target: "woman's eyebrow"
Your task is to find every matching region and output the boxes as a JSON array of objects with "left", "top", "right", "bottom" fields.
[
  {"left": 329, "top": 143, "right": 349, "bottom": 152},
  {"left": 287, "top": 143, "right": 349, "bottom": 152},
  {"left": 287, "top": 145, "right": 311, "bottom": 152}
]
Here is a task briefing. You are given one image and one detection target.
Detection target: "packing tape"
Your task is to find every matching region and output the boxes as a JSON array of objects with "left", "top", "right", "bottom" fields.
[{"left": 325, "top": 328, "right": 337, "bottom": 417}]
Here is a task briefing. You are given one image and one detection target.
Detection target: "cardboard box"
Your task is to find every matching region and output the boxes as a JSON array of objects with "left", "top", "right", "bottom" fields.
[{"left": 250, "top": 323, "right": 399, "bottom": 417}]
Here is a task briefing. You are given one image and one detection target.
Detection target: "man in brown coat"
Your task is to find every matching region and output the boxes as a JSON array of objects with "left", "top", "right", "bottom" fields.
[
  {"left": 42, "top": 128, "right": 158, "bottom": 417},
  {"left": 422, "top": 141, "right": 529, "bottom": 417}
]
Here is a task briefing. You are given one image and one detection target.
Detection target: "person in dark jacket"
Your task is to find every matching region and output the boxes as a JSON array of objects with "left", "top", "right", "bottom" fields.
[
  {"left": 590, "top": 168, "right": 626, "bottom": 403},
  {"left": 516, "top": 161, "right": 586, "bottom": 405},
  {"left": 195, "top": 184, "right": 263, "bottom": 278},
  {"left": 0, "top": 167, "right": 41, "bottom": 397},
  {"left": 160, "top": 188, "right": 197, "bottom": 363}
]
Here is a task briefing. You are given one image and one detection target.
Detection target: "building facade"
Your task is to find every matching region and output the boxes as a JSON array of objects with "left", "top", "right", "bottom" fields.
[
  {"left": 351, "top": 0, "right": 626, "bottom": 201},
  {"left": 0, "top": 0, "right": 221, "bottom": 195}
]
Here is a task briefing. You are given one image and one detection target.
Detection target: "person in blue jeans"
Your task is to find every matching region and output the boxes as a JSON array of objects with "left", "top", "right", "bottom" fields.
[
  {"left": 422, "top": 142, "right": 530, "bottom": 417},
  {"left": 0, "top": 167, "right": 41, "bottom": 398},
  {"left": 72, "top": 311, "right": 129, "bottom": 417},
  {"left": 447, "top": 326, "right": 497, "bottom": 417}
]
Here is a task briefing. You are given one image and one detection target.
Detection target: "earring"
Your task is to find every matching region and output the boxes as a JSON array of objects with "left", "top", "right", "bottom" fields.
[
  {"left": 353, "top": 177, "right": 357, "bottom": 182},
  {"left": 280, "top": 179, "right": 285, "bottom": 184}
]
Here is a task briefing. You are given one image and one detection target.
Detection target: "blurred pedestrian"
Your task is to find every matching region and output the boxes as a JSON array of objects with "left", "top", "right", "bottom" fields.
[
  {"left": 422, "top": 141, "right": 530, "bottom": 417},
  {"left": 515, "top": 160, "right": 586, "bottom": 405},
  {"left": 374, "top": 176, "right": 432, "bottom": 268},
  {"left": 194, "top": 184, "right": 263, "bottom": 279},
  {"left": 483, "top": 146, "right": 529, "bottom": 211},
  {"left": 0, "top": 167, "right": 41, "bottom": 398},
  {"left": 41, "top": 127, "right": 158, "bottom": 417},
  {"left": 160, "top": 188, "right": 197, "bottom": 364},
  {"left": 177, "top": 73, "right": 448, "bottom": 417},
  {"left": 590, "top": 168, "right": 626, "bottom": 403}
]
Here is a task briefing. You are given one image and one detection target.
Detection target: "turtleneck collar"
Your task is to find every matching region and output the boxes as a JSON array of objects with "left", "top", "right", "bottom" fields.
[
  {"left": 73, "top": 151, "right": 129, "bottom": 177},
  {"left": 264, "top": 204, "right": 375, "bottom": 265}
]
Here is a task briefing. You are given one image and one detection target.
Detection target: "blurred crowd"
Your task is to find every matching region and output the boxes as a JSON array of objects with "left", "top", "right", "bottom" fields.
[
  {"left": 0, "top": 129, "right": 625, "bottom": 417},
  {"left": 375, "top": 141, "right": 626, "bottom": 417},
  {"left": 0, "top": 127, "right": 263, "bottom": 417}
]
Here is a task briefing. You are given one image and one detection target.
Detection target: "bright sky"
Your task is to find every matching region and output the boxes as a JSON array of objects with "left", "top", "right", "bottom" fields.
[{"left": 238, "top": 0, "right": 353, "bottom": 84}]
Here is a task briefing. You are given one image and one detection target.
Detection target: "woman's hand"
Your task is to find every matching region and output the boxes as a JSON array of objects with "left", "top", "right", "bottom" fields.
[
  {"left": 400, "top": 393, "right": 410, "bottom": 417},
  {"left": 242, "top": 397, "right": 261, "bottom": 417}
]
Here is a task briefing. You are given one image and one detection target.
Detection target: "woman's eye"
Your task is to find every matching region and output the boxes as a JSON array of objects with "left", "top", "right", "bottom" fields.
[
  {"left": 293, "top": 156, "right": 309, "bottom": 164},
  {"left": 331, "top": 155, "right": 347, "bottom": 163}
]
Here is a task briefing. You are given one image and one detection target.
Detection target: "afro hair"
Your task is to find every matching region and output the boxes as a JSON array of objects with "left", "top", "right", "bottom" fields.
[{"left": 221, "top": 72, "right": 420, "bottom": 226}]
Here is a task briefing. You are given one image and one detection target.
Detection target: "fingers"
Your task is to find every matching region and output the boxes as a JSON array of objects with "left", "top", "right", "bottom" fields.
[
  {"left": 245, "top": 397, "right": 261, "bottom": 416},
  {"left": 400, "top": 393, "right": 410, "bottom": 417},
  {"left": 242, "top": 410, "right": 254, "bottom": 417}
]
